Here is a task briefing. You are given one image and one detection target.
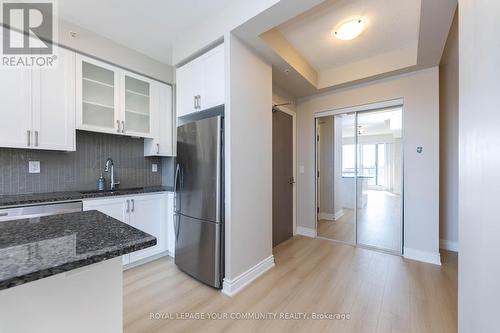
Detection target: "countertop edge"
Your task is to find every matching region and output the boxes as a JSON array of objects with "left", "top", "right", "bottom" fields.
[{"left": 0, "top": 237, "right": 156, "bottom": 291}]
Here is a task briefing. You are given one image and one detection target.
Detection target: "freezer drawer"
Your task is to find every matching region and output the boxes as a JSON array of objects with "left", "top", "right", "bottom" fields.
[{"left": 174, "top": 214, "right": 222, "bottom": 288}]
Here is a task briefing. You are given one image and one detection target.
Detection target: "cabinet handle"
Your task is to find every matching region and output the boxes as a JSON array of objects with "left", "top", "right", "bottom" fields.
[
  {"left": 157, "top": 143, "right": 160, "bottom": 154},
  {"left": 126, "top": 200, "right": 130, "bottom": 213},
  {"left": 121, "top": 121, "right": 125, "bottom": 133},
  {"left": 194, "top": 95, "right": 197, "bottom": 109},
  {"left": 131, "top": 199, "right": 135, "bottom": 213},
  {"left": 116, "top": 120, "right": 121, "bottom": 133},
  {"left": 34, "top": 131, "right": 39, "bottom": 147},
  {"left": 198, "top": 95, "right": 201, "bottom": 110},
  {"left": 27, "top": 130, "right": 31, "bottom": 147}
]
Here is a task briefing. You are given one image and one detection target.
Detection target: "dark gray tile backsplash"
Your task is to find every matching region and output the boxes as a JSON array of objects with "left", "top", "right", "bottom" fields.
[{"left": 0, "top": 131, "right": 162, "bottom": 195}]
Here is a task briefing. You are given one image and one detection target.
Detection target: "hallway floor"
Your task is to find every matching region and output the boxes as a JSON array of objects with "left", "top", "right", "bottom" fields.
[
  {"left": 124, "top": 236, "right": 457, "bottom": 333},
  {"left": 318, "top": 190, "right": 401, "bottom": 252}
]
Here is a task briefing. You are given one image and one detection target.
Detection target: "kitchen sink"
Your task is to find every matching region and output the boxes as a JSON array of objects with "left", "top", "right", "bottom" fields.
[{"left": 80, "top": 187, "right": 145, "bottom": 196}]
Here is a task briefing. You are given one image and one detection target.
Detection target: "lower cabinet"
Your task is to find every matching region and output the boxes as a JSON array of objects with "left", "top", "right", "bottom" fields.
[{"left": 83, "top": 192, "right": 174, "bottom": 267}]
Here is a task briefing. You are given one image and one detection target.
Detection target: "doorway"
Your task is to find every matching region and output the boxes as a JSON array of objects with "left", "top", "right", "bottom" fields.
[
  {"left": 315, "top": 101, "right": 403, "bottom": 254},
  {"left": 272, "top": 107, "right": 296, "bottom": 247}
]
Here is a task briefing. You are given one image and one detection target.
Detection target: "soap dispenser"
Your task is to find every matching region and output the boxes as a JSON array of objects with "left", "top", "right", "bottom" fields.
[{"left": 97, "top": 174, "right": 106, "bottom": 191}]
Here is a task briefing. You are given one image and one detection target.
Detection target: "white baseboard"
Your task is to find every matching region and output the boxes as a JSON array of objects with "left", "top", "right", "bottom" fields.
[
  {"left": 334, "top": 209, "right": 344, "bottom": 220},
  {"left": 404, "top": 247, "right": 441, "bottom": 266},
  {"left": 318, "top": 212, "right": 335, "bottom": 220},
  {"left": 222, "top": 255, "right": 275, "bottom": 297},
  {"left": 440, "top": 239, "right": 458, "bottom": 252},
  {"left": 296, "top": 226, "right": 316, "bottom": 238}
]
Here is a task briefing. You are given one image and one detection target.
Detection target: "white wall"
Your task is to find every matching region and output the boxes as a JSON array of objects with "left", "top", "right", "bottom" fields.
[
  {"left": 458, "top": 1, "right": 500, "bottom": 332},
  {"left": 297, "top": 68, "right": 440, "bottom": 260},
  {"left": 439, "top": 10, "right": 459, "bottom": 251},
  {"left": 224, "top": 34, "right": 273, "bottom": 282},
  {"left": 58, "top": 19, "right": 174, "bottom": 83}
]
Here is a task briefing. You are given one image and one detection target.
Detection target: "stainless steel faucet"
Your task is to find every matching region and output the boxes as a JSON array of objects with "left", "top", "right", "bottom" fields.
[{"left": 104, "top": 158, "right": 120, "bottom": 191}]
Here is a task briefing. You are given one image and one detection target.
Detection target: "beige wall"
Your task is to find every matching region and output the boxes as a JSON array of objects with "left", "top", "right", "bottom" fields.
[
  {"left": 58, "top": 19, "right": 174, "bottom": 83},
  {"left": 439, "top": 10, "right": 459, "bottom": 250},
  {"left": 272, "top": 84, "right": 296, "bottom": 111},
  {"left": 459, "top": 1, "right": 500, "bottom": 332},
  {"left": 225, "top": 33, "right": 273, "bottom": 280},
  {"left": 297, "top": 67, "right": 440, "bottom": 258}
]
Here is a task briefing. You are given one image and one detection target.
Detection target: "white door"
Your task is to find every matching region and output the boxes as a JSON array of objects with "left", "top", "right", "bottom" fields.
[
  {"left": 121, "top": 71, "right": 153, "bottom": 137},
  {"left": 176, "top": 60, "right": 201, "bottom": 117},
  {"left": 32, "top": 47, "right": 76, "bottom": 151},
  {"left": 129, "top": 195, "right": 165, "bottom": 263},
  {"left": 200, "top": 44, "right": 225, "bottom": 111},
  {"left": 76, "top": 55, "right": 121, "bottom": 134},
  {"left": 0, "top": 68, "right": 32, "bottom": 148},
  {"left": 83, "top": 198, "right": 130, "bottom": 265}
]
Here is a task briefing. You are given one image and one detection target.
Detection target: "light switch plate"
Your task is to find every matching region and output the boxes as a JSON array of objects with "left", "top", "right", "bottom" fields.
[
  {"left": 28, "top": 161, "right": 41, "bottom": 174},
  {"left": 152, "top": 163, "right": 158, "bottom": 173}
]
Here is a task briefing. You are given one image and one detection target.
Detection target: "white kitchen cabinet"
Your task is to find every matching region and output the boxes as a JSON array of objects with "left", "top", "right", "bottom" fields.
[
  {"left": 144, "top": 82, "right": 174, "bottom": 156},
  {"left": 0, "top": 68, "right": 32, "bottom": 148},
  {"left": 128, "top": 195, "right": 165, "bottom": 262},
  {"left": 83, "top": 193, "right": 170, "bottom": 267},
  {"left": 77, "top": 55, "right": 157, "bottom": 138},
  {"left": 0, "top": 46, "right": 75, "bottom": 151},
  {"left": 200, "top": 45, "right": 225, "bottom": 111},
  {"left": 176, "top": 43, "right": 224, "bottom": 117},
  {"left": 33, "top": 47, "right": 76, "bottom": 151},
  {"left": 76, "top": 55, "right": 121, "bottom": 134},
  {"left": 121, "top": 71, "right": 154, "bottom": 138}
]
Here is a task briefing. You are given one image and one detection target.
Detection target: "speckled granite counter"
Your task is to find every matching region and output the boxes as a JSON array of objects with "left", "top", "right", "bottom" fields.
[
  {"left": 0, "top": 210, "right": 156, "bottom": 290},
  {"left": 0, "top": 186, "right": 174, "bottom": 208}
]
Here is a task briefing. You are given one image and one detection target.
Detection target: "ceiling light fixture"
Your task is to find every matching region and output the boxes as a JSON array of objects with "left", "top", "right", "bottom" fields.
[{"left": 333, "top": 18, "right": 365, "bottom": 41}]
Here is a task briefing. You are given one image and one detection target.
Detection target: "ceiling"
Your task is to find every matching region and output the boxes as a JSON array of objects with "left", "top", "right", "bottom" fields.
[
  {"left": 57, "top": 0, "right": 234, "bottom": 65},
  {"left": 277, "top": 0, "right": 420, "bottom": 71},
  {"left": 234, "top": 0, "right": 457, "bottom": 98}
]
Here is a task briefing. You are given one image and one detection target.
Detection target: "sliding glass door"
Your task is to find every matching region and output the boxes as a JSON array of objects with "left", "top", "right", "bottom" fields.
[
  {"left": 316, "top": 113, "right": 356, "bottom": 244},
  {"left": 316, "top": 107, "right": 403, "bottom": 254}
]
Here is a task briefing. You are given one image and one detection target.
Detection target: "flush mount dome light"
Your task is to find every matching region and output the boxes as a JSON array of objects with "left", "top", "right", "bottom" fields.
[{"left": 333, "top": 18, "right": 365, "bottom": 41}]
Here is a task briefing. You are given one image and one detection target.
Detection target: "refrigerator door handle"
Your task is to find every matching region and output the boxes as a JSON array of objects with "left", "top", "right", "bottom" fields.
[{"left": 173, "top": 164, "right": 181, "bottom": 213}]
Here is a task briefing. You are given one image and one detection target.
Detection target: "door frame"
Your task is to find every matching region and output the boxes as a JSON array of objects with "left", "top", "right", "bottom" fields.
[
  {"left": 273, "top": 106, "right": 297, "bottom": 237},
  {"left": 313, "top": 98, "right": 405, "bottom": 255}
]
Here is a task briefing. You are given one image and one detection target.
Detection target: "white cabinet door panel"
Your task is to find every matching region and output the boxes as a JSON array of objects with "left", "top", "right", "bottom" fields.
[
  {"left": 0, "top": 68, "right": 32, "bottom": 148},
  {"left": 33, "top": 47, "right": 76, "bottom": 151},
  {"left": 200, "top": 44, "right": 225, "bottom": 111},
  {"left": 129, "top": 194, "right": 165, "bottom": 263}
]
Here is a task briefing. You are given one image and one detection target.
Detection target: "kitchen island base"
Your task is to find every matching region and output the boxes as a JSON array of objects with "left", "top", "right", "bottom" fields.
[{"left": 0, "top": 257, "right": 123, "bottom": 333}]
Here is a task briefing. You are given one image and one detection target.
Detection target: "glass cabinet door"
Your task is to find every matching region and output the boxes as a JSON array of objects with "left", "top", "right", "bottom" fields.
[
  {"left": 81, "top": 61, "right": 117, "bottom": 131},
  {"left": 123, "top": 74, "right": 151, "bottom": 136}
]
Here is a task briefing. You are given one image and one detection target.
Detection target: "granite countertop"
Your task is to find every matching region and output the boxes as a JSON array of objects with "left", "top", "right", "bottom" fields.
[
  {"left": 0, "top": 210, "right": 156, "bottom": 290},
  {"left": 0, "top": 186, "right": 174, "bottom": 208}
]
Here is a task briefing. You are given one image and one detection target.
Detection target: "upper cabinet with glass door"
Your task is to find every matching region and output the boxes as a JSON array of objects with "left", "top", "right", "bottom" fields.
[
  {"left": 76, "top": 55, "right": 154, "bottom": 138},
  {"left": 76, "top": 55, "right": 120, "bottom": 134},
  {"left": 122, "top": 72, "right": 153, "bottom": 137}
]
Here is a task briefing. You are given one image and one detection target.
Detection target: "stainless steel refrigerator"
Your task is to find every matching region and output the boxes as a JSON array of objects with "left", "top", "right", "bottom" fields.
[{"left": 174, "top": 115, "right": 224, "bottom": 288}]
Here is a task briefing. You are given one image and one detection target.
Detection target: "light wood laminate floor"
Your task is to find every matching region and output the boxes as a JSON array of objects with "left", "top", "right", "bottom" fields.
[
  {"left": 318, "top": 190, "right": 402, "bottom": 252},
  {"left": 124, "top": 237, "right": 457, "bottom": 333}
]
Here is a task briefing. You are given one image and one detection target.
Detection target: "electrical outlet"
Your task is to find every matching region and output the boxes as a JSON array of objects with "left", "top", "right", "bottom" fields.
[
  {"left": 28, "top": 161, "right": 41, "bottom": 174},
  {"left": 152, "top": 163, "right": 158, "bottom": 173}
]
